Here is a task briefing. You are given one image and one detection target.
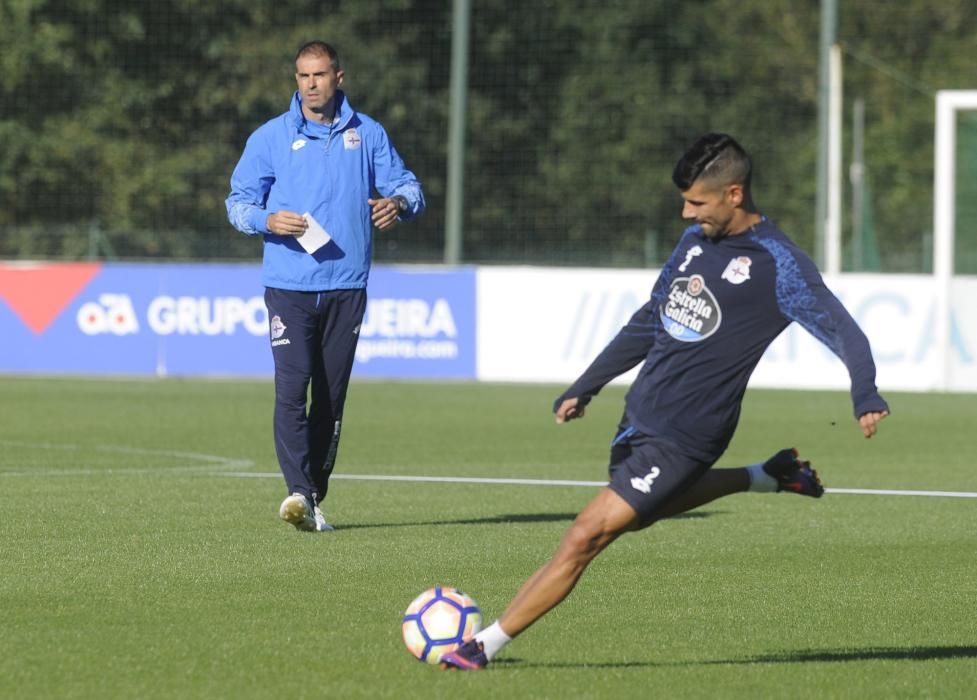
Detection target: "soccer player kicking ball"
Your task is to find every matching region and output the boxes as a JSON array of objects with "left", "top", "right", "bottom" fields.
[{"left": 440, "top": 133, "right": 889, "bottom": 670}]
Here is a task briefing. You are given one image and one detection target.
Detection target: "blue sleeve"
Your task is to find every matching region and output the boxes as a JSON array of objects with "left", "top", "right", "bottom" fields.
[
  {"left": 552, "top": 238, "right": 682, "bottom": 411},
  {"left": 372, "top": 125, "right": 425, "bottom": 221},
  {"left": 225, "top": 129, "right": 275, "bottom": 236},
  {"left": 763, "top": 238, "right": 889, "bottom": 418}
]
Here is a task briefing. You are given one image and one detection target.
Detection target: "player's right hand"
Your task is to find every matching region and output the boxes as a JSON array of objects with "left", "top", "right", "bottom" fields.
[
  {"left": 555, "top": 397, "right": 585, "bottom": 424},
  {"left": 266, "top": 211, "right": 308, "bottom": 236}
]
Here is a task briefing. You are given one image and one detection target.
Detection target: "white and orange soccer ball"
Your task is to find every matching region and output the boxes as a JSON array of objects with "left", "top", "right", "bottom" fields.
[{"left": 402, "top": 586, "right": 482, "bottom": 664}]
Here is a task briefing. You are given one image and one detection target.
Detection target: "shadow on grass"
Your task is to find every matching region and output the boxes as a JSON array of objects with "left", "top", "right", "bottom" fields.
[
  {"left": 340, "top": 510, "right": 716, "bottom": 530},
  {"left": 341, "top": 512, "right": 576, "bottom": 530},
  {"left": 727, "top": 646, "right": 977, "bottom": 664},
  {"left": 502, "top": 645, "right": 977, "bottom": 669}
]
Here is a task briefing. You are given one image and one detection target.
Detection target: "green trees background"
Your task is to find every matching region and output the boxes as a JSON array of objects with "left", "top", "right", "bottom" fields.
[{"left": 1, "top": 0, "right": 975, "bottom": 270}]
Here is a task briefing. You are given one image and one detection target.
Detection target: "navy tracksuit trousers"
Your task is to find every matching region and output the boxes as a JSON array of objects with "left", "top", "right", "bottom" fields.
[{"left": 264, "top": 287, "right": 366, "bottom": 506}]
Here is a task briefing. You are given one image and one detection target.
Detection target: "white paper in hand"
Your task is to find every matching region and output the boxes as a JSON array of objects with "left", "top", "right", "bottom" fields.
[{"left": 297, "top": 212, "right": 332, "bottom": 254}]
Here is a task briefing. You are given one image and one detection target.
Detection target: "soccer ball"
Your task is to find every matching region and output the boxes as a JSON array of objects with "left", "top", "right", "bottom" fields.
[{"left": 402, "top": 586, "right": 482, "bottom": 664}]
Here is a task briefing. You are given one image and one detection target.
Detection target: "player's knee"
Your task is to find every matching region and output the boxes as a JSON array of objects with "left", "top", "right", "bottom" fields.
[{"left": 561, "top": 520, "right": 612, "bottom": 562}]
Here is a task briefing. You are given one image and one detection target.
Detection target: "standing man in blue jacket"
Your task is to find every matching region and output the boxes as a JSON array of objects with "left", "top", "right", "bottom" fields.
[
  {"left": 226, "top": 41, "right": 425, "bottom": 532},
  {"left": 441, "top": 133, "right": 889, "bottom": 669}
]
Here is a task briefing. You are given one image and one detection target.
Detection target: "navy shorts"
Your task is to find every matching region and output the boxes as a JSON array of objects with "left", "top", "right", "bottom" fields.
[{"left": 607, "top": 422, "right": 711, "bottom": 528}]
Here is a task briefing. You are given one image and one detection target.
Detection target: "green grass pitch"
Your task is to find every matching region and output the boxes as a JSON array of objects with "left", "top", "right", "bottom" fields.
[{"left": 1, "top": 376, "right": 975, "bottom": 698}]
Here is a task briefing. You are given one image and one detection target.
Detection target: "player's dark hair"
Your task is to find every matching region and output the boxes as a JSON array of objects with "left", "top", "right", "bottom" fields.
[
  {"left": 295, "top": 41, "right": 341, "bottom": 71},
  {"left": 672, "top": 133, "right": 752, "bottom": 192}
]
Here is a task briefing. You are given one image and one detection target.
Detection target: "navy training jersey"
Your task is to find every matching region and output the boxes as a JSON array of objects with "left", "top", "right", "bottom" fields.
[{"left": 556, "top": 217, "right": 889, "bottom": 463}]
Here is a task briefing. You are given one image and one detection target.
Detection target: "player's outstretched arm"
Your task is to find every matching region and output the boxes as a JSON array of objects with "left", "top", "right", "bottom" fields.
[{"left": 858, "top": 410, "right": 889, "bottom": 438}]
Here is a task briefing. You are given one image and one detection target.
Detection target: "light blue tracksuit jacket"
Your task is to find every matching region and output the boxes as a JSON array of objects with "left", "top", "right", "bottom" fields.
[{"left": 226, "top": 91, "right": 424, "bottom": 291}]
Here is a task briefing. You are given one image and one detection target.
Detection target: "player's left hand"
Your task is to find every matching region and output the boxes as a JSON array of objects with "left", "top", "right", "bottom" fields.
[
  {"left": 369, "top": 197, "right": 401, "bottom": 231},
  {"left": 858, "top": 410, "right": 889, "bottom": 438}
]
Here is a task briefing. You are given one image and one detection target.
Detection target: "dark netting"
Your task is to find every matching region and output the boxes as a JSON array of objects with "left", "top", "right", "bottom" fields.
[{"left": 1, "top": 0, "right": 974, "bottom": 270}]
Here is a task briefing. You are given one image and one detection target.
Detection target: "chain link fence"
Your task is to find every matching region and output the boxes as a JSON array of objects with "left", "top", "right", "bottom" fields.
[{"left": 1, "top": 0, "right": 974, "bottom": 271}]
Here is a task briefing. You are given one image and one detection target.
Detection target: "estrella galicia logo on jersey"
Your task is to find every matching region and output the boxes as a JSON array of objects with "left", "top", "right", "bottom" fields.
[
  {"left": 660, "top": 274, "right": 722, "bottom": 342},
  {"left": 721, "top": 256, "right": 752, "bottom": 284}
]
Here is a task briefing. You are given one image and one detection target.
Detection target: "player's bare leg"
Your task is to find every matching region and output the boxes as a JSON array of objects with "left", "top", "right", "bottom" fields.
[
  {"left": 440, "top": 489, "right": 638, "bottom": 669},
  {"left": 505, "top": 488, "right": 640, "bottom": 635}
]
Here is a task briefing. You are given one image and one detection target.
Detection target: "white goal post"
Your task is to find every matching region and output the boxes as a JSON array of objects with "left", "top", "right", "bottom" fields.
[{"left": 933, "top": 90, "right": 977, "bottom": 390}]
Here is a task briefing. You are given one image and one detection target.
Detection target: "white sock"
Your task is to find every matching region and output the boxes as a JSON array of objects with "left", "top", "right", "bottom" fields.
[
  {"left": 746, "top": 462, "right": 778, "bottom": 492},
  {"left": 474, "top": 621, "right": 512, "bottom": 661}
]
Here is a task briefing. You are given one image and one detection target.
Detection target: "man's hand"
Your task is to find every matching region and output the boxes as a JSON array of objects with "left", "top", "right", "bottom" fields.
[
  {"left": 858, "top": 410, "right": 889, "bottom": 438},
  {"left": 266, "top": 211, "right": 308, "bottom": 236},
  {"left": 555, "top": 397, "right": 586, "bottom": 424},
  {"left": 369, "top": 197, "right": 404, "bottom": 231}
]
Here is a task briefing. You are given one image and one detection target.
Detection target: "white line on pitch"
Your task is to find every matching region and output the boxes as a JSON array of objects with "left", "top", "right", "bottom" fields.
[
  {"left": 826, "top": 487, "right": 977, "bottom": 498},
  {"left": 219, "top": 472, "right": 977, "bottom": 498},
  {"left": 222, "top": 472, "right": 607, "bottom": 487}
]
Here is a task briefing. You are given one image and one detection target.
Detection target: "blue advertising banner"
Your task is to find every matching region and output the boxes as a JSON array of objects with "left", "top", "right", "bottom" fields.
[
  {"left": 0, "top": 262, "right": 476, "bottom": 379},
  {"left": 354, "top": 266, "right": 476, "bottom": 379}
]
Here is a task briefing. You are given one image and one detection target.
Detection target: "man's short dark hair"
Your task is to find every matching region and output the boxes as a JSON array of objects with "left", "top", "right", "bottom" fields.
[
  {"left": 295, "top": 41, "right": 340, "bottom": 71},
  {"left": 672, "top": 133, "right": 752, "bottom": 192}
]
